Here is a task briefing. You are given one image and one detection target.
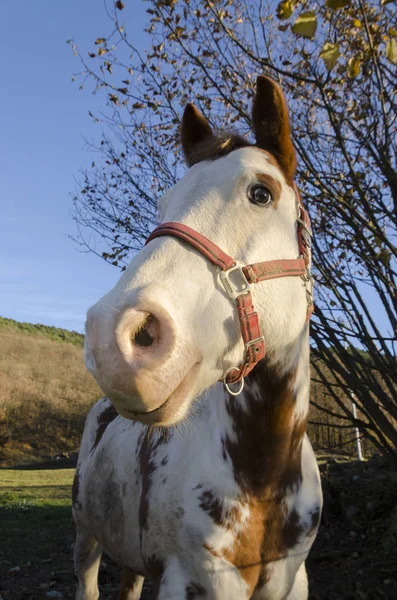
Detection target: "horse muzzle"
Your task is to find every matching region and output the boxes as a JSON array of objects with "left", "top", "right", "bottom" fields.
[{"left": 84, "top": 297, "right": 201, "bottom": 425}]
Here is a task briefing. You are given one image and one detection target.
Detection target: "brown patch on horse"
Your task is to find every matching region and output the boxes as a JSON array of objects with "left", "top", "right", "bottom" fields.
[
  {"left": 91, "top": 402, "right": 118, "bottom": 452},
  {"left": 252, "top": 76, "right": 296, "bottom": 186},
  {"left": 199, "top": 492, "right": 246, "bottom": 532},
  {"left": 214, "top": 361, "right": 307, "bottom": 593},
  {"left": 72, "top": 467, "right": 81, "bottom": 509},
  {"left": 186, "top": 582, "right": 207, "bottom": 598},
  {"left": 120, "top": 568, "right": 143, "bottom": 600},
  {"left": 139, "top": 429, "right": 170, "bottom": 531},
  {"left": 199, "top": 490, "right": 224, "bottom": 526},
  {"left": 255, "top": 172, "right": 282, "bottom": 208},
  {"left": 309, "top": 506, "right": 321, "bottom": 535},
  {"left": 144, "top": 554, "right": 164, "bottom": 599}
]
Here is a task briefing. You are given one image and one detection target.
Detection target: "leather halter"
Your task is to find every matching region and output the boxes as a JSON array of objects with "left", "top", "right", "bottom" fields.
[{"left": 145, "top": 186, "right": 313, "bottom": 395}]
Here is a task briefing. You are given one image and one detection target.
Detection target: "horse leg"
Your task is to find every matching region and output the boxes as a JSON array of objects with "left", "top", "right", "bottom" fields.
[
  {"left": 74, "top": 531, "right": 102, "bottom": 600},
  {"left": 285, "top": 563, "right": 308, "bottom": 600},
  {"left": 120, "top": 568, "right": 145, "bottom": 600}
]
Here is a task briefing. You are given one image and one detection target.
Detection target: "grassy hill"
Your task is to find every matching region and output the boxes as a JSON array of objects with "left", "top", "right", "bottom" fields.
[
  {"left": 0, "top": 315, "right": 85, "bottom": 347},
  {"left": 0, "top": 318, "right": 100, "bottom": 466}
]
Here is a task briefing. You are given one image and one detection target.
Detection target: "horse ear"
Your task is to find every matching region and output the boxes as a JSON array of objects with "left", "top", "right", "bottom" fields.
[
  {"left": 252, "top": 76, "right": 296, "bottom": 183},
  {"left": 181, "top": 103, "right": 214, "bottom": 167}
]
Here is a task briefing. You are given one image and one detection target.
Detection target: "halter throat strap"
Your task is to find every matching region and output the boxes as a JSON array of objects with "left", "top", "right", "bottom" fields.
[{"left": 145, "top": 190, "right": 313, "bottom": 390}]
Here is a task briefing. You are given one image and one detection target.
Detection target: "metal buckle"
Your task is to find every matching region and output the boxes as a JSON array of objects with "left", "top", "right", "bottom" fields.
[
  {"left": 245, "top": 337, "right": 265, "bottom": 355},
  {"left": 219, "top": 265, "right": 252, "bottom": 300}
]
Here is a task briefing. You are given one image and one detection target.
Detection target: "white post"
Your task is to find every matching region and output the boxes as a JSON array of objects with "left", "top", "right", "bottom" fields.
[
  {"left": 350, "top": 393, "right": 363, "bottom": 461},
  {"left": 344, "top": 340, "right": 363, "bottom": 461}
]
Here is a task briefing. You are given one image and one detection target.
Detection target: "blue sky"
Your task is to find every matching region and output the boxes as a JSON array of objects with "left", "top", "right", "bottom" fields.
[
  {"left": 0, "top": 1, "right": 392, "bottom": 344},
  {"left": 0, "top": 1, "right": 148, "bottom": 332}
]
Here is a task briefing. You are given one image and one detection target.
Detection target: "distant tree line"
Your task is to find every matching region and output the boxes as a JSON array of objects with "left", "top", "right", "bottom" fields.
[{"left": 0, "top": 316, "right": 84, "bottom": 347}]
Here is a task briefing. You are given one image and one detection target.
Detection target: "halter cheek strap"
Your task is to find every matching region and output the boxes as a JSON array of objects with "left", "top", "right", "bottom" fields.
[{"left": 145, "top": 187, "right": 313, "bottom": 392}]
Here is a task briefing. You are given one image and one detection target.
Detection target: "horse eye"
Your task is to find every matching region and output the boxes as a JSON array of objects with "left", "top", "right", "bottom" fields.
[{"left": 248, "top": 184, "right": 273, "bottom": 206}]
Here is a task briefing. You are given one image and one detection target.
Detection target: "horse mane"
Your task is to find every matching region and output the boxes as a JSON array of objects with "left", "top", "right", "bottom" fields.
[{"left": 186, "top": 131, "right": 251, "bottom": 167}]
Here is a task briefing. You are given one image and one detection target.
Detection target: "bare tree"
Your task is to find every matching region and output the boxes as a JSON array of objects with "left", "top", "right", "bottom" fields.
[{"left": 70, "top": 0, "right": 397, "bottom": 465}]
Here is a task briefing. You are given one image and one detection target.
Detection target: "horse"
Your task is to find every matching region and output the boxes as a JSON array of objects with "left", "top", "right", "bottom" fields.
[{"left": 73, "top": 75, "right": 322, "bottom": 600}]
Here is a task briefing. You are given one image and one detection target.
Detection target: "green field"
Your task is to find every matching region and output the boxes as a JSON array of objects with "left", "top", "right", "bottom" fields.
[
  {"left": 0, "top": 469, "right": 76, "bottom": 599},
  {"left": 0, "top": 468, "right": 130, "bottom": 599}
]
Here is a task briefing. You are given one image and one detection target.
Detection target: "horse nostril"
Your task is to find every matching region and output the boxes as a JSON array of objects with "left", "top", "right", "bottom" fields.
[{"left": 132, "top": 315, "right": 155, "bottom": 348}]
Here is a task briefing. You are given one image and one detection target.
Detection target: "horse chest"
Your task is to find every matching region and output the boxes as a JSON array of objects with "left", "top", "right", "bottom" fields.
[{"left": 139, "top": 427, "right": 321, "bottom": 593}]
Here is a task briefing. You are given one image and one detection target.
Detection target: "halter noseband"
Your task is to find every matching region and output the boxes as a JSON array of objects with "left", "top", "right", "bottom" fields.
[{"left": 145, "top": 186, "right": 313, "bottom": 395}]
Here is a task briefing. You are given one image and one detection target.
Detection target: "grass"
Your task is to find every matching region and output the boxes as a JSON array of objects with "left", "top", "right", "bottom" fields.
[
  {"left": 0, "top": 469, "right": 76, "bottom": 598},
  {"left": 0, "top": 327, "right": 100, "bottom": 466},
  {"left": 0, "top": 468, "right": 123, "bottom": 600},
  {"left": 0, "top": 468, "right": 74, "bottom": 507}
]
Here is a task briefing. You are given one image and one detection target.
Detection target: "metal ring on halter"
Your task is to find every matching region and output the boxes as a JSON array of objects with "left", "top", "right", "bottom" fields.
[{"left": 223, "top": 368, "right": 245, "bottom": 396}]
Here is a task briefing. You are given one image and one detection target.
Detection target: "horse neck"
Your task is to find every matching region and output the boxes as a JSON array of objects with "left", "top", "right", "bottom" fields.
[{"left": 215, "top": 327, "right": 310, "bottom": 495}]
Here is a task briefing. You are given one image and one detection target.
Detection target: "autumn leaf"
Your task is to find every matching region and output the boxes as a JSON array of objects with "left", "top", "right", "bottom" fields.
[
  {"left": 115, "top": 1, "right": 125, "bottom": 9},
  {"left": 347, "top": 55, "right": 361, "bottom": 78},
  {"left": 276, "top": 0, "right": 294, "bottom": 21},
  {"left": 109, "top": 94, "right": 119, "bottom": 104},
  {"left": 389, "top": 28, "right": 397, "bottom": 38},
  {"left": 292, "top": 12, "right": 317, "bottom": 39},
  {"left": 386, "top": 38, "right": 397, "bottom": 64},
  {"left": 95, "top": 38, "right": 106, "bottom": 45},
  {"left": 320, "top": 43, "right": 340, "bottom": 70},
  {"left": 98, "top": 48, "right": 108, "bottom": 56},
  {"left": 88, "top": 53, "right": 96, "bottom": 58},
  {"left": 326, "top": 0, "right": 350, "bottom": 9}
]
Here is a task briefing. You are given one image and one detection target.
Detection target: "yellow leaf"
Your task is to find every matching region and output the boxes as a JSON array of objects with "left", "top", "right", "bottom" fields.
[
  {"left": 95, "top": 38, "right": 106, "bottom": 45},
  {"left": 389, "top": 28, "right": 397, "bottom": 38},
  {"left": 347, "top": 55, "right": 361, "bottom": 78},
  {"left": 326, "top": 0, "right": 350, "bottom": 9},
  {"left": 386, "top": 38, "right": 397, "bottom": 64},
  {"left": 276, "top": 0, "right": 294, "bottom": 21},
  {"left": 381, "top": 0, "right": 394, "bottom": 5},
  {"left": 320, "top": 43, "right": 340, "bottom": 70},
  {"left": 353, "top": 19, "right": 362, "bottom": 28},
  {"left": 292, "top": 11, "right": 317, "bottom": 39},
  {"left": 98, "top": 47, "right": 108, "bottom": 56}
]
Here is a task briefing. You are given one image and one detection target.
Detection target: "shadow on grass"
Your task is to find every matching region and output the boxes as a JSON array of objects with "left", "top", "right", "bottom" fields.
[
  {"left": 5, "top": 457, "right": 78, "bottom": 470},
  {"left": 0, "top": 504, "right": 79, "bottom": 599},
  {"left": 1, "top": 503, "right": 74, "bottom": 565}
]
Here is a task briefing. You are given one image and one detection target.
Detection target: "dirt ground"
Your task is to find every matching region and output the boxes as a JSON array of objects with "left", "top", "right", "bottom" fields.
[{"left": 1, "top": 455, "right": 396, "bottom": 600}]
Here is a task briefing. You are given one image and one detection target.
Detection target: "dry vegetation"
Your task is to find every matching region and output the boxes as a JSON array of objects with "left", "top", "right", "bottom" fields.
[
  {"left": 0, "top": 317, "right": 371, "bottom": 466},
  {"left": 0, "top": 327, "right": 100, "bottom": 466}
]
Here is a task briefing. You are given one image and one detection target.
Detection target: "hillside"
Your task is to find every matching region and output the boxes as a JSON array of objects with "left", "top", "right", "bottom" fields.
[
  {"left": 0, "top": 316, "right": 85, "bottom": 347},
  {"left": 0, "top": 320, "right": 100, "bottom": 466}
]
